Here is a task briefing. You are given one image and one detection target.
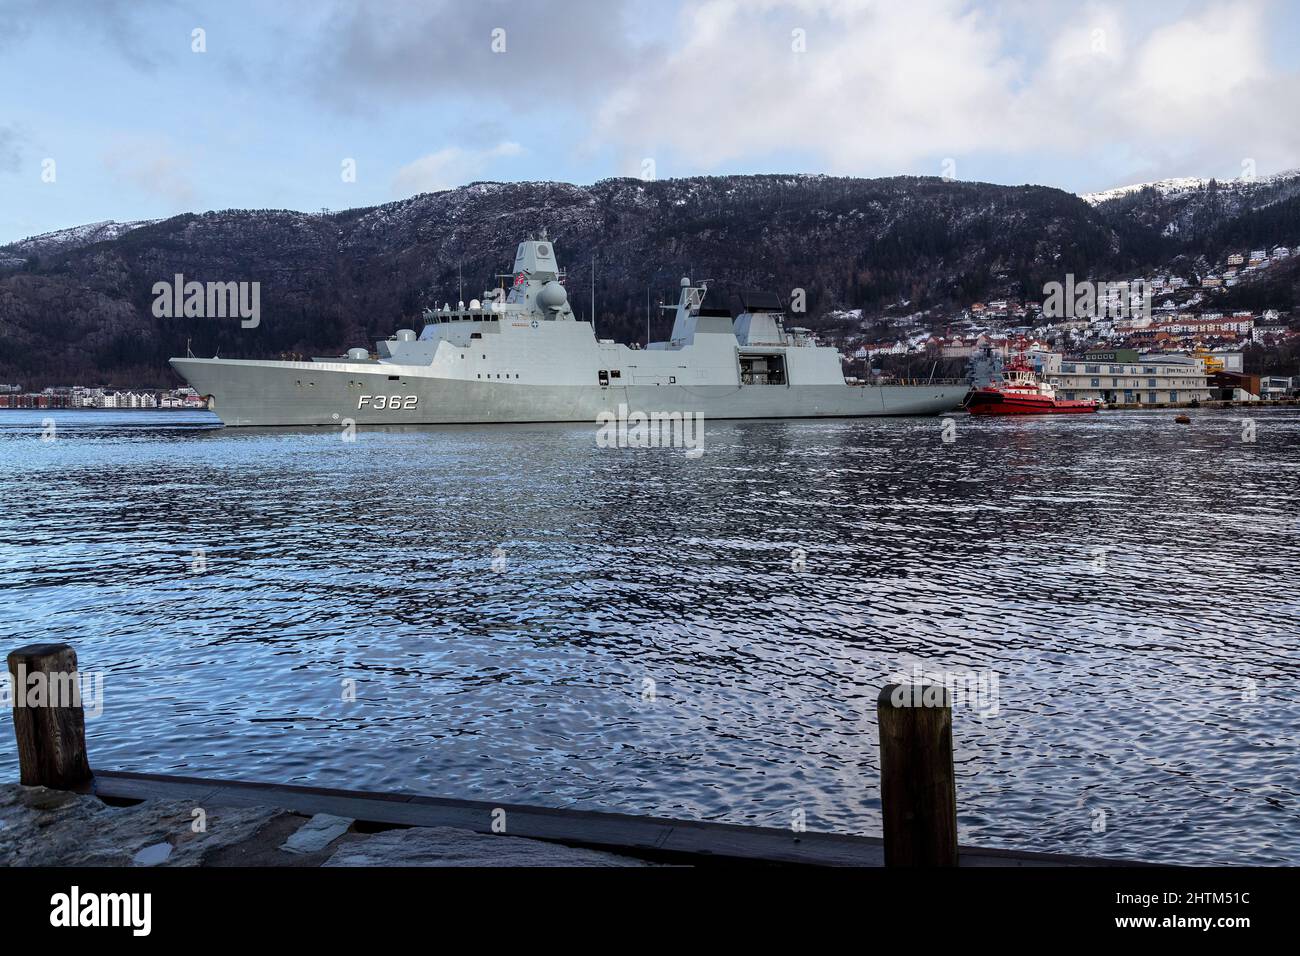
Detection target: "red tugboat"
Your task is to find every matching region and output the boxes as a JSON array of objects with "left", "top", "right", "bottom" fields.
[{"left": 966, "top": 355, "right": 1101, "bottom": 416}]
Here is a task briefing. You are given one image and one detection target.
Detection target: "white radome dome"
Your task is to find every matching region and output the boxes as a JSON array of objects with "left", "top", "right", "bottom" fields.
[{"left": 538, "top": 281, "right": 568, "bottom": 309}]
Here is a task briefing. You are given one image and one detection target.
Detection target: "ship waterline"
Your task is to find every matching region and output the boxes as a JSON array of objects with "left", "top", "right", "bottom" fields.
[{"left": 171, "top": 235, "right": 970, "bottom": 426}]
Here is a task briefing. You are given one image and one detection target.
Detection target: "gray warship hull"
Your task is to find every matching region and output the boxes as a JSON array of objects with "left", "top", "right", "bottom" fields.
[{"left": 171, "top": 357, "right": 968, "bottom": 426}]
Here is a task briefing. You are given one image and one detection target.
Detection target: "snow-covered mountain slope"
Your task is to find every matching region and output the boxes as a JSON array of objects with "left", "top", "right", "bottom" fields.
[
  {"left": 1081, "top": 169, "right": 1300, "bottom": 241},
  {"left": 1081, "top": 169, "right": 1300, "bottom": 206},
  {"left": 3, "top": 219, "right": 161, "bottom": 258}
]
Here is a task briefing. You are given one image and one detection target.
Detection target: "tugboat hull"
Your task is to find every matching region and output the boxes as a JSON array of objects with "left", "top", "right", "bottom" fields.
[{"left": 966, "top": 390, "right": 1100, "bottom": 415}]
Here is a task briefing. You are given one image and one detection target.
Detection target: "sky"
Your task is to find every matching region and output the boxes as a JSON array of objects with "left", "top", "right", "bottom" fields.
[{"left": 2, "top": 0, "right": 1299, "bottom": 244}]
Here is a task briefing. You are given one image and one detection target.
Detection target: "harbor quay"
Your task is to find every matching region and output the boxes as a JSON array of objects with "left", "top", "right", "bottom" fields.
[
  {"left": 0, "top": 384, "right": 208, "bottom": 410},
  {"left": 965, "top": 345, "right": 1297, "bottom": 409}
]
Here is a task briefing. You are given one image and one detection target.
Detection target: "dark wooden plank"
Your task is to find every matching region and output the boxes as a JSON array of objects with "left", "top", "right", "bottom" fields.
[
  {"left": 91, "top": 771, "right": 1145, "bottom": 867},
  {"left": 958, "top": 845, "right": 1149, "bottom": 867},
  {"left": 92, "top": 771, "right": 880, "bottom": 865},
  {"left": 93, "top": 776, "right": 224, "bottom": 806}
]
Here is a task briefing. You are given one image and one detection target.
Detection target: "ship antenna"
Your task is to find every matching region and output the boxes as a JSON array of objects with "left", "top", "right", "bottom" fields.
[{"left": 591, "top": 254, "right": 596, "bottom": 330}]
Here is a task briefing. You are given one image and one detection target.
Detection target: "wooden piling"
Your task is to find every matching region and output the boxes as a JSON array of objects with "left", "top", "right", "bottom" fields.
[
  {"left": 6, "top": 643, "right": 92, "bottom": 790},
  {"left": 877, "top": 683, "right": 958, "bottom": 866}
]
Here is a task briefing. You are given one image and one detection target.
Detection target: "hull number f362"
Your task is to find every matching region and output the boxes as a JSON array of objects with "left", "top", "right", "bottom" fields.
[{"left": 358, "top": 395, "right": 418, "bottom": 410}]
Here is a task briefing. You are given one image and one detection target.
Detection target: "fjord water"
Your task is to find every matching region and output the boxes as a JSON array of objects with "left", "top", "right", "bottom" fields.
[{"left": 1, "top": 408, "right": 1297, "bottom": 865}]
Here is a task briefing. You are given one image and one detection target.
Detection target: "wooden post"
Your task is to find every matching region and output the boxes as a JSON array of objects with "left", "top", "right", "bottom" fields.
[
  {"left": 6, "top": 643, "right": 92, "bottom": 790},
  {"left": 877, "top": 683, "right": 958, "bottom": 866}
]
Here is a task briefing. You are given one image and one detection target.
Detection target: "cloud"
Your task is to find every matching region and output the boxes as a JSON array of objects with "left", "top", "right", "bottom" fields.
[
  {"left": 234, "top": 0, "right": 1300, "bottom": 190},
  {"left": 100, "top": 135, "right": 195, "bottom": 203},
  {"left": 393, "top": 141, "right": 524, "bottom": 196},
  {"left": 0, "top": 0, "right": 172, "bottom": 70},
  {"left": 595, "top": 0, "right": 1026, "bottom": 173},
  {"left": 1020, "top": 0, "right": 1300, "bottom": 184},
  {"left": 587, "top": 0, "right": 1300, "bottom": 185},
  {"left": 0, "top": 125, "right": 23, "bottom": 172},
  {"left": 308, "top": 0, "right": 665, "bottom": 110},
  {"left": 7, "top": 0, "right": 1299, "bottom": 218}
]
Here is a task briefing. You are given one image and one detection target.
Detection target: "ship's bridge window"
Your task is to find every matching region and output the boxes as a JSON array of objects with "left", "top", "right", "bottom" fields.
[
  {"left": 598, "top": 370, "right": 610, "bottom": 387},
  {"left": 610, "top": 370, "right": 621, "bottom": 379}
]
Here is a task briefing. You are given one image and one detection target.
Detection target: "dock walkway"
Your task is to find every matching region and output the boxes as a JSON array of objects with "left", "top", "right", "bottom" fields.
[{"left": 92, "top": 770, "right": 1141, "bottom": 867}]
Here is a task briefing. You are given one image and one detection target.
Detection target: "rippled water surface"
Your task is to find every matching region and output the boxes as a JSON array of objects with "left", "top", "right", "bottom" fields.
[{"left": 1, "top": 408, "right": 1297, "bottom": 864}]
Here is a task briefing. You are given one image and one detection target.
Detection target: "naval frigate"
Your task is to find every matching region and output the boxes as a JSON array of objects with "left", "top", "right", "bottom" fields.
[{"left": 170, "top": 236, "right": 970, "bottom": 426}]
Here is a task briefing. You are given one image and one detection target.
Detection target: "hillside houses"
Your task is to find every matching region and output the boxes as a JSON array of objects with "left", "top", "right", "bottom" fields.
[
  {"left": 1156, "top": 313, "right": 1255, "bottom": 336},
  {"left": 937, "top": 334, "right": 1052, "bottom": 359},
  {"left": 826, "top": 237, "right": 1297, "bottom": 378}
]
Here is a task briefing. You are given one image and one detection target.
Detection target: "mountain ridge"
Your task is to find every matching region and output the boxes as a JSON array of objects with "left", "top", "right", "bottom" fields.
[
  {"left": 1, "top": 173, "right": 1297, "bottom": 387},
  {"left": 1080, "top": 168, "right": 1300, "bottom": 206}
]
